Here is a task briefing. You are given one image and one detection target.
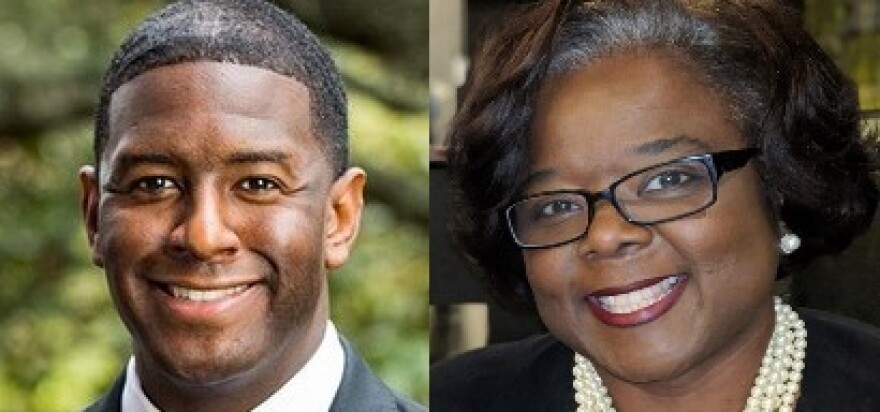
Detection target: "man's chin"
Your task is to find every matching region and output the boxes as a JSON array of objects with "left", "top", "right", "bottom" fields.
[{"left": 147, "top": 345, "right": 266, "bottom": 389}]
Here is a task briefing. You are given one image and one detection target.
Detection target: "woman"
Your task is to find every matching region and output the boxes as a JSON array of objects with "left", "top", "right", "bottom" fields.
[{"left": 432, "top": 1, "right": 880, "bottom": 411}]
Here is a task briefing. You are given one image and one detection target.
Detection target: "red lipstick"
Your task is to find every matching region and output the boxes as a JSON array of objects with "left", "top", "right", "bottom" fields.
[{"left": 586, "top": 274, "right": 688, "bottom": 327}]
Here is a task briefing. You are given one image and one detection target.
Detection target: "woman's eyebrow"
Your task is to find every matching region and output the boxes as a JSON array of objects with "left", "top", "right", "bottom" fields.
[
  {"left": 631, "top": 135, "right": 711, "bottom": 155},
  {"left": 521, "top": 135, "right": 712, "bottom": 190},
  {"left": 523, "top": 168, "right": 556, "bottom": 189}
]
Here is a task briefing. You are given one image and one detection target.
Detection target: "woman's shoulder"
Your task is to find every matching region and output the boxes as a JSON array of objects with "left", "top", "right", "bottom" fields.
[
  {"left": 432, "top": 333, "right": 565, "bottom": 376},
  {"left": 431, "top": 334, "right": 575, "bottom": 411},
  {"left": 800, "top": 307, "right": 880, "bottom": 360},
  {"left": 798, "top": 308, "right": 880, "bottom": 410}
]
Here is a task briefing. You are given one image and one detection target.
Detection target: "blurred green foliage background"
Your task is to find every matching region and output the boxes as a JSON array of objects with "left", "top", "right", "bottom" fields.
[
  {"left": 0, "top": 0, "right": 427, "bottom": 410},
  {"left": 791, "top": 0, "right": 880, "bottom": 335},
  {"left": 805, "top": 0, "right": 880, "bottom": 110}
]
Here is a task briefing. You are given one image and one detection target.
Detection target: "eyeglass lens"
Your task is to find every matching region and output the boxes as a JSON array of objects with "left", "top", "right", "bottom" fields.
[{"left": 509, "top": 157, "right": 715, "bottom": 247}]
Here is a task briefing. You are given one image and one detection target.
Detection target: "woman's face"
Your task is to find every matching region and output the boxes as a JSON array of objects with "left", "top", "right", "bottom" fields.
[{"left": 524, "top": 51, "right": 780, "bottom": 384}]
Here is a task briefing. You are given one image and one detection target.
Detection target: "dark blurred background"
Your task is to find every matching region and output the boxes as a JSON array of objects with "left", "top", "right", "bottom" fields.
[
  {"left": 430, "top": 0, "right": 880, "bottom": 363},
  {"left": 0, "top": 1, "right": 428, "bottom": 410}
]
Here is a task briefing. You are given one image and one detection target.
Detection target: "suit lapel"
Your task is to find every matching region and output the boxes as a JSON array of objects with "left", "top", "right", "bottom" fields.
[
  {"left": 84, "top": 336, "right": 423, "bottom": 411},
  {"left": 329, "top": 336, "right": 400, "bottom": 411},
  {"left": 82, "top": 369, "right": 125, "bottom": 412}
]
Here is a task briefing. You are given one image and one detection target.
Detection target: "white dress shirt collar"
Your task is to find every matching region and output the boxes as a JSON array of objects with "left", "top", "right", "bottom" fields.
[{"left": 122, "top": 321, "right": 346, "bottom": 412}]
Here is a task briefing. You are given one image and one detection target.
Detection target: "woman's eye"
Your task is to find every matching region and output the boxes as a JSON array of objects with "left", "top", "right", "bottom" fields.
[
  {"left": 642, "top": 171, "right": 695, "bottom": 192},
  {"left": 238, "top": 177, "right": 280, "bottom": 192},
  {"left": 536, "top": 199, "right": 582, "bottom": 219}
]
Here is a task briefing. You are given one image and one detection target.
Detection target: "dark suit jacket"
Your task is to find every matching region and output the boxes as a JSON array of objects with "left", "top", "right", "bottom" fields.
[
  {"left": 83, "top": 336, "right": 425, "bottom": 412},
  {"left": 431, "top": 308, "right": 880, "bottom": 411}
]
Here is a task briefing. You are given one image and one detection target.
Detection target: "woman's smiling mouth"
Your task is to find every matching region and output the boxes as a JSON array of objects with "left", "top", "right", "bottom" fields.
[{"left": 586, "top": 274, "right": 688, "bottom": 327}]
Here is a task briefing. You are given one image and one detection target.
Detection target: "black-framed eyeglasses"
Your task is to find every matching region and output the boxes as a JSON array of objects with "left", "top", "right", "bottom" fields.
[{"left": 504, "top": 148, "right": 761, "bottom": 249}]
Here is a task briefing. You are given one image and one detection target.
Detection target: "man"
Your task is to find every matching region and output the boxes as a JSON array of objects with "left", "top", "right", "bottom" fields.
[{"left": 79, "top": 0, "right": 424, "bottom": 410}]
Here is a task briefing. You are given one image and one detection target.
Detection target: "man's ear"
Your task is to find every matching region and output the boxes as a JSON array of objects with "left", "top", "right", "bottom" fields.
[
  {"left": 79, "top": 165, "right": 104, "bottom": 268},
  {"left": 324, "top": 167, "right": 366, "bottom": 270}
]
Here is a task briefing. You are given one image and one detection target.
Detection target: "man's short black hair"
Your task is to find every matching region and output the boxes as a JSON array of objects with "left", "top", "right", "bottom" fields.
[{"left": 95, "top": 0, "right": 348, "bottom": 175}]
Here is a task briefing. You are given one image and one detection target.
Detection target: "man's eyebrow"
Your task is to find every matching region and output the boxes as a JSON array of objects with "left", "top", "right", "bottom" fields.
[
  {"left": 631, "top": 135, "right": 711, "bottom": 155},
  {"left": 225, "top": 150, "right": 292, "bottom": 164},
  {"left": 112, "top": 153, "right": 176, "bottom": 171}
]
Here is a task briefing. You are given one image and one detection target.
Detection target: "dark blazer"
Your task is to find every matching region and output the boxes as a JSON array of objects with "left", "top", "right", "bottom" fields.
[
  {"left": 431, "top": 308, "right": 880, "bottom": 411},
  {"left": 83, "top": 336, "right": 425, "bottom": 412}
]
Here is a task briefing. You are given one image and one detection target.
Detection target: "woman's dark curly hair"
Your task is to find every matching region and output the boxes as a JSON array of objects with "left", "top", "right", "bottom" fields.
[{"left": 447, "top": 0, "right": 879, "bottom": 310}]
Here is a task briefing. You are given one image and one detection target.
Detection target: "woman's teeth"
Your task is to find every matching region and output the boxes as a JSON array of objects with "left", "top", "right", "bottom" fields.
[
  {"left": 595, "top": 276, "right": 682, "bottom": 314},
  {"left": 168, "top": 284, "right": 249, "bottom": 302}
]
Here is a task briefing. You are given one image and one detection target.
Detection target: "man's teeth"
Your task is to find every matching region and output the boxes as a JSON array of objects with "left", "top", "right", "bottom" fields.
[
  {"left": 168, "top": 285, "right": 248, "bottom": 302},
  {"left": 595, "top": 276, "right": 681, "bottom": 315}
]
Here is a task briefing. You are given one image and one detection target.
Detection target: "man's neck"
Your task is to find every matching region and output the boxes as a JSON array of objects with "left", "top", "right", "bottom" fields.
[{"left": 134, "top": 319, "right": 329, "bottom": 412}]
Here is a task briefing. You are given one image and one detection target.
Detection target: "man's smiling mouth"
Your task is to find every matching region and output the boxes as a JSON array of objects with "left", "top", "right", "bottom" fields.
[
  {"left": 149, "top": 280, "right": 264, "bottom": 321},
  {"left": 167, "top": 284, "right": 251, "bottom": 302}
]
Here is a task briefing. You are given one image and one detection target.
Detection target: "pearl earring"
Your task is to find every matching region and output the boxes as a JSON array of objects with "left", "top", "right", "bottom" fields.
[{"left": 779, "top": 233, "right": 801, "bottom": 255}]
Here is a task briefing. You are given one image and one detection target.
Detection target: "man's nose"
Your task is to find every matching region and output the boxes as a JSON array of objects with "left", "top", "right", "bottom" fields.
[{"left": 167, "top": 186, "right": 241, "bottom": 262}]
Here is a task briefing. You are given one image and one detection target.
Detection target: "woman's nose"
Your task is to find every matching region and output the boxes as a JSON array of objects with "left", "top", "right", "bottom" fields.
[{"left": 576, "top": 201, "right": 652, "bottom": 259}]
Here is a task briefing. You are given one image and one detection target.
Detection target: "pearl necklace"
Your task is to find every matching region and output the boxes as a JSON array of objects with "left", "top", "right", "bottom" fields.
[{"left": 573, "top": 297, "right": 807, "bottom": 412}]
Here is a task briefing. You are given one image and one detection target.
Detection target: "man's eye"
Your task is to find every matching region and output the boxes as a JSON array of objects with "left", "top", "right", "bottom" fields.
[
  {"left": 133, "top": 176, "right": 178, "bottom": 193},
  {"left": 238, "top": 177, "right": 280, "bottom": 192}
]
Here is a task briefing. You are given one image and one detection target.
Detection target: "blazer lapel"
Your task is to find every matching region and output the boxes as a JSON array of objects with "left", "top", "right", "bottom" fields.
[
  {"left": 83, "top": 337, "right": 425, "bottom": 411},
  {"left": 329, "top": 336, "right": 401, "bottom": 411},
  {"left": 82, "top": 369, "right": 125, "bottom": 412}
]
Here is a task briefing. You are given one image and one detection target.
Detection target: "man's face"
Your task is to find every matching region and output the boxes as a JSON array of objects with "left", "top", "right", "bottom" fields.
[{"left": 79, "top": 62, "right": 364, "bottom": 392}]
